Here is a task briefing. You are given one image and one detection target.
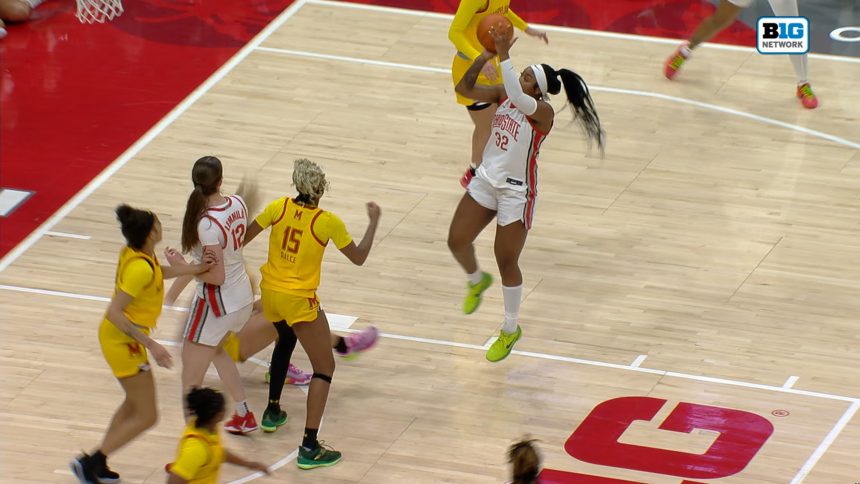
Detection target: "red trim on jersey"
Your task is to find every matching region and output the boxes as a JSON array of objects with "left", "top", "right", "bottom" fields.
[
  {"left": 206, "top": 283, "right": 225, "bottom": 317},
  {"left": 206, "top": 197, "right": 233, "bottom": 212},
  {"left": 503, "top": 98, "right": 552, "bottom": 136},
  {"left": 523, "top": 129, "right": 545, "bottom": 230},
  {"left": 309, "top": 210, "right": 326, "bottom": 247},
  {"left": 202, "top": 215, "right": 228, "bottom": 249},
  {"left": 525, "top": 115, "right": 551, "bottom": 136},
  {"left": 231, "top": 195, "right": 247, "bottom": 214},
  {"left": 187, "top": 298, "right": 206, "bottom": 341},
  {"left": 271, "top": 198, "right": 289, "bottom": 226},
  {"left": 524, "top": 190, "right": 537, "bottom": 230}
]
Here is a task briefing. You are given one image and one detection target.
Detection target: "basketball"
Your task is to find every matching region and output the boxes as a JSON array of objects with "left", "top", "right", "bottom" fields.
[{"left": 477, "top": 13, "right": 513, "bottom": 53}]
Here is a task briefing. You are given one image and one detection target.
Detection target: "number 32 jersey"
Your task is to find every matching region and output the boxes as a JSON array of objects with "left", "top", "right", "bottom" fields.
[
  {"left": 256, "top": 197, "right": 353, "bottom": 298},
  {"left": 193, "top": 195, "right": 254, "bottom": 315},
  {"left": 476, "top": 97, "right": 549, "bottom": 193}
]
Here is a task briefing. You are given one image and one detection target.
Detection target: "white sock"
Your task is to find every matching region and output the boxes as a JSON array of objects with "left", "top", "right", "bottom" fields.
[
  {"left": 768, "top": 0, "right": 798, "bottom": 17},
  {"left": 765, "top": 0, "right": 808, "bottom": 84},
  {"left": 680, "top": 44, "right": 692, "bottom": 57},
  {"left": 789, "top": 54, "right": 808, "bottom": 85},
  {"left": 467, "top": 270, "right": 483, "bottom": 286},
  {"left": 236, "top": 400, "right": 249, "bottom": 417},
  {"left": 501, "top": 284, "right": 522, "bottom": 333}
]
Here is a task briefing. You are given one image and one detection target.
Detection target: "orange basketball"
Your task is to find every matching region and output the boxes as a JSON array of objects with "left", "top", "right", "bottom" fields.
[{"left": 477, "top": 13, "right": 513, "bottom": 54}]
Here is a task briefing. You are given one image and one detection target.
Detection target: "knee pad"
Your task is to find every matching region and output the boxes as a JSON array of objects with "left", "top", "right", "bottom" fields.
[{"left": 312, "top": 372, "right": 332, "bottom": 384}]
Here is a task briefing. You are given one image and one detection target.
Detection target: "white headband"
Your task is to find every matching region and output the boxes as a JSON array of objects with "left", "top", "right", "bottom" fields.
[{"left": 529, "top": 64, "right": 549, "bottom": 101}]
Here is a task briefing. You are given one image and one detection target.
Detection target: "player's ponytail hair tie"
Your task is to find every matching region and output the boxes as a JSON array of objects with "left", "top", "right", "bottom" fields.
[
  {"left": 116, "top": 204, "right": 155, "bottom": 250},
  {"left": 529, "top": 64, "right": 549, "bottom": 101},
  {"left": 182, "top": 156, "right": 224, "bottom": 252},
  {"left": 540, "top": 63, "right": 606, "bottom": 156}
]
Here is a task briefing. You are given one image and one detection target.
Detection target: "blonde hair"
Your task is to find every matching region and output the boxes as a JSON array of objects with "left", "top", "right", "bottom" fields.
[
  {"left": 292, "top": 158, "right": 329, "bottom": 201},
  {"left": 508, "top": 438, "right": 541, "bottom": 484}
]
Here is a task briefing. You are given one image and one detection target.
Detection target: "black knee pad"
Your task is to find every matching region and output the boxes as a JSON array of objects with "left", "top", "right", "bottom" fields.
[{"left": 312, "top": 372, "right": 332, "bottom": 384}]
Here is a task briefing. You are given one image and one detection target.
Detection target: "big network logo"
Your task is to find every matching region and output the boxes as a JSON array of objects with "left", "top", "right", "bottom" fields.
[{"left": 757, "top": 16, "right": 810, "bottom": 54}]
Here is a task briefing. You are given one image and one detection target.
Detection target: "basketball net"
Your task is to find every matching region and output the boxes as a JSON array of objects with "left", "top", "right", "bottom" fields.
[{"left": 76, "top": 0, "right": 123, "bottom": 23}]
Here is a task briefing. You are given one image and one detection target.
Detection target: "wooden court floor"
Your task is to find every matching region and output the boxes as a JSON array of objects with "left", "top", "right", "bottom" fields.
[{"left": 2, "top": 1, "right": 860, "bottom": 482}]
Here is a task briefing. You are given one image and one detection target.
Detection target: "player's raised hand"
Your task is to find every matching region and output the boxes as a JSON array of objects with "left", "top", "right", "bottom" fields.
[
  {"left": 525, "top": 26, "right": 548, "bottom": 44},
  {"left": 491, "top": 27, "right": 518, "bottom": 58},
  {"left": 366, "top": 202, "right": 381, "bottom": 223}
]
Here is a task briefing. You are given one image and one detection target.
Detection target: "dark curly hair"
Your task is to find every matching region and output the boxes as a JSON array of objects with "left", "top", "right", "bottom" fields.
[{"left": 186, "top": 387, "right": 225, "bottom": 428}]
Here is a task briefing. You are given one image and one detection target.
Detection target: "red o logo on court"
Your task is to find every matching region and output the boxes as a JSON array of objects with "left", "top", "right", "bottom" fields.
[{"left": 542, "top": 396, "right": 774, "bottom": 482}]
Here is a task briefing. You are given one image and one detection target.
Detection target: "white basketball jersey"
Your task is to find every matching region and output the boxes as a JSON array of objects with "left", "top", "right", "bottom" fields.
[
  {"left": 475, "top": 97, "right": 549, "bottom": 193},
  {"left": 192, "top": 194, "right": 254, "bottom": 316}
]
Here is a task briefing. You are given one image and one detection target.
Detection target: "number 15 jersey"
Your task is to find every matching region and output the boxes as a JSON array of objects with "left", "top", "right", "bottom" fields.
[{"left": 256, "top": 197, "right": 353, "bottom": 298}]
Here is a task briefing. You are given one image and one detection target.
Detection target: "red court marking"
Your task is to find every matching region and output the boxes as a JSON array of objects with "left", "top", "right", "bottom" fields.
[
  {"left": 565, "top": 396, "right": 774, "bottom": 479},
  {"left": 0, "top": 0, "right": 291, "bottom": 257},
  {"left": 0, "top": 0, "right": 761, "bottom": 258}
]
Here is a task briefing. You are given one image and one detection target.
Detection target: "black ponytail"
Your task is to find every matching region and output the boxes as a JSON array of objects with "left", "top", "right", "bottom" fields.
[
  {"left": 186, "top": 387, "right": 225, "bottom": 428},
  {"left": 508, "top": 438, "right": 541, "bottom": 484},
  {"left": 115, "top": 204, "right": 155, "bottom": 250},
  {"left": 541, "top": 64, "right": 605, "bottom": 156},
  {"left": 181, "top": 156, "right": 223, "bottom": 253}
]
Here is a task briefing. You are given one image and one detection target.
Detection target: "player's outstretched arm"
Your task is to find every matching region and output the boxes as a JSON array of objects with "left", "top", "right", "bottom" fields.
[
  {"left": 339, "top": 202, "right": 381, "bottom": 266},
  {"left": 455, "top": 51, "right": 504, "bottom": 104}
]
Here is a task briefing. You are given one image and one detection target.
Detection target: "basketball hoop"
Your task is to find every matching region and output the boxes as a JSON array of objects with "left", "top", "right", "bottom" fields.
[{"left": 76, "top": 0, "right": 123, "bottom": 23}]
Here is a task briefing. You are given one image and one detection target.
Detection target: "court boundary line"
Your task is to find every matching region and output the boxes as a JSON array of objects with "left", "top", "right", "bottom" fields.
[
  {"left": 0, "top": 0, "right": 311, "bottom": 274},
  {"left": 309, "top": 0, "right": 860, "bottom": 64},
  {"left": 253, "top": 46, "right": 860, "bottom": 150},
  {"left": 2, "top": 283, "right": 856, "bottom": 404},
  {"left": 154, "top": 339, "right": 307, "bottom": 482},
  {"left": 0, "top": 2, "right": 311, "bottom": 480},
  {"left": 0, "top": 284, "right": 356, "bottom": 328},
  {"left": 1, "top": 1, "right": 856, "bottom": 480},
  {"left": 4, "top": 281, "right": 859, "bottom": 483},
  {"left": 229, "top": 450, "right": 298, "bottom": 484},
  {"left": 44, "top": 231, "right": 91, "bottom": 240},
  {"left": 3, "top": 282, "right": 857, "bottom": 483},
  {"left": 48, "top": 339, "right": 303, "bottom": 481},
  {"left": 790, "top": 400, "right": 860, "bottom": 483}
]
